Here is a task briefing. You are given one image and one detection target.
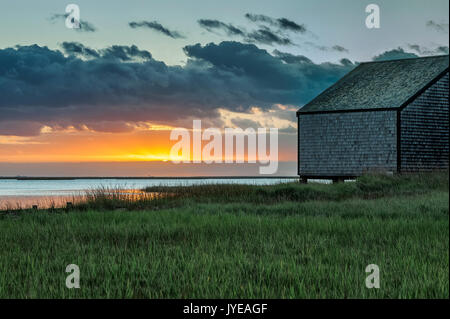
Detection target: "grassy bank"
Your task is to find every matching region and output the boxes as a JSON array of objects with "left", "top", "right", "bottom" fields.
[{"left": 0, "top": 172, "right": 448, "bottom": 298}]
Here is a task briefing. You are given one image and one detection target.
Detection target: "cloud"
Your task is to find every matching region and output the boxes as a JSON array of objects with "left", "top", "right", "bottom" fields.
[
  {"left": 245, "top": 14, "right": 307, "bottom": 33},
  {"left": 60, "top": 42, "right": 153, "bottom": 61},
  {"left": 129, "top": 21, "right": 184, "bottom": 39},
  {"left": 0, "top": 42, "right": 354, "bottom": 135},
  {"left": 339, "top": 58, "right": 355, "bottom": 67},
  {"left": 198, "top": 19, "right": 293, "bottom": 46},
  {"left": 407, "top": 44, "right": 422, "bottom": 54},
  {"left": 277, "top": 18, "right": 307, "bottom": 33},
  {"left": 60, "top": 42, "right": 100, "bottom": 59},
  {"left": 230, "top": 118, "right": 261, "bottom": 128},
  {"left": 273, "top": 50, "right": 356, "bottom": 67},
  {"left": 331, "top": 45, "right": 349, "bottom": 53},
  {"left": 0, "top": 121, "right": 45, "bottom": 137},
  {"left": 49, "top": 13, "right": 97, "bottom": 32},
  {"left": 100, "top": 45, "right": 153, "bottom": 61},
  {"left": 244, "top": 13, "right": 274, "bottom": 25},
  {"left": 198, "top": 19, "right": 245, "bottom": 36},
  {"left": 198, "top": 14, "right": 308, "bottom": 46},
  {"left": 372, "top": 47, "right": 419, "bottom": 61},
  {"left": 426, "top": 20, "right": 449, "bottom": 34},
  {"left": 2, "top": 44, "right": 424, "bottom": 137},
  {"left": 61, "top": 42, "right": 152, "bottom": 61},
  {"left": 245, "top": 27, "right": 293, "bottom": 46},
  {"left": 272, "top": 50, "right": 313, "bottom": 64},
  {"left": 304, "top": 42, "right": 349, "bottom": 53},
  {"left": 199, "top": 15, "right": 339, "bottom": 49},
  {"left": 407, "top": 44, "right": 449, "bottom": 56},
  {"left": 373, "top": 46, "right": 449, "bottom": 62},
  {"left": 221, "top": 104, "right": 298, "bottom": 133},
  {"left": 436, "top": 46, "right": 450, "bottom": 54}
]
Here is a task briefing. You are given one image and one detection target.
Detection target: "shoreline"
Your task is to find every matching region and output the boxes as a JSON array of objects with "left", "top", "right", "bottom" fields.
[{"left": 0, "top": 176, "right": 299, "bottom": 180}]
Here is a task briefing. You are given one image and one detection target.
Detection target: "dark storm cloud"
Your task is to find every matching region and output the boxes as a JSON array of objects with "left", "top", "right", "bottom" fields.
[
  {"left": 182, "top": 41, "right": 353, "bottom": 102},
  {"left": 373, "top": 45, "right": 450, "bottom": 61},
  {"left": 60, "top": 42, "right": 100, "bottom": 58},
  {"left": 407, "top": 44, "right": 422, "bottom": 53},
  {"left": 101, "top": 45, "right": 153, "bottom": 61},
  {"left": 128, "top": 21, "right": 184, "bottom": 39},
  {"left": 49, "top": 13, "right": 97, "bottom": 32},
  {"left": 199, "top": 15, "right": 341, "bottom": 49},
  {"left": 272, "top": 50, "right": 313, "bottom": 64},
  {"left": 0, "top": 42, "right": 355, "bottom": 135},
  {"left": 277, "top": 18, "right": 307, "bottom": 33},
  {"left": 198, "top": 19, "right": 293, "bottom": 46},
  {"left": 273, "top": 50, "right": 355, "bottom": 67},
  {"left": 198, "top": 19, "right": 245, "bottom": 36},
  {"left": 245, "top": 14, "right": 307, "bottom": 33},
  {"left": 60, "top": 42, "right": 152, "bottom": 61},
  {"left": 436, "top": 46, "right": 450, "bottom": 54},
  {"left": 407, "top": 44, "right": 449, "bottom": 56},
  {"left": 331, "top": 45, "right": 349, "bottom": 53},
  {"left": 245, "top": 27, "right": 293, "bottom": 46},
  {"left": 198, "top": 14, "right": 308, "bottom": 46},
  {"left": 426, "top": 20, "right": 449, "bottom": 34},
  {"left": 372, "top": 48, "right": 418, "bottom": 61}
]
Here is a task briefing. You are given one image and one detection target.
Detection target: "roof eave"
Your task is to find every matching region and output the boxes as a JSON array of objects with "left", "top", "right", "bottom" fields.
[{"left": 297, "top": 107, "right": 400, "bottom": 116}]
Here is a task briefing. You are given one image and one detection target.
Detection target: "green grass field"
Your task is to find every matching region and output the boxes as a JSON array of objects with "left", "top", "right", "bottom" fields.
[{"left": 0, "top": 172, "right": 448, "bottom": 298}]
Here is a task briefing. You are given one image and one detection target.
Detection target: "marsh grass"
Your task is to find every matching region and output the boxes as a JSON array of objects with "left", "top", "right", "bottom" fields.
[
  {"left": 0, "top": 171, "right": 448, "bottom": 298},
  {"left": 81, "top": 186, "right": 167, "bottom": 210},
  {"left": 73, "top": 170, "right": 449, "bottom": 210},
  {"left": 3, "top": 172, "right": 446, "bottom": 213}
]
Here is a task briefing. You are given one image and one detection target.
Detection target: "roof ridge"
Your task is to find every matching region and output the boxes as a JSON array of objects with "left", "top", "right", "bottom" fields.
[
  {"left": 359, "top": 54, "right": 449, "bottom": 65},
  {"left": 297, "top": 55, "right": 449, "bottom": 114},
  {"left": 296, "top": 64, "right": 361, "bottom": 114}
]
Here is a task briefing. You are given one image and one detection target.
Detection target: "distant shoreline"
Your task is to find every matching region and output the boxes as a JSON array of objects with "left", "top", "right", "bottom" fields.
[{"left": 0, "top": 176, "right": 299, "bottom": 180}]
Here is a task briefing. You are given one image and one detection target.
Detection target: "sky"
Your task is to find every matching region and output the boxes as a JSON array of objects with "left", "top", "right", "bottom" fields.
[{"left": 0, "top": 0, "right": 448, "bottom": 176}]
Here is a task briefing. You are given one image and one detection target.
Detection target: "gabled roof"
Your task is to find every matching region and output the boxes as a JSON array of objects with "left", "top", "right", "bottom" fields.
[{"left": 297, "top": 55, "right": 449, "bottom": 114}]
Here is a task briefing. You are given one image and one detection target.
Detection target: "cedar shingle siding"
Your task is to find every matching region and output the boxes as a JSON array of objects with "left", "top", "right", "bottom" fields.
[
  {"left": 299, "top": 111, "right": 397, "bottom": 177},
  {"left": 297, "top": 56, "right": 449, "bottom": 178},
  {"left": 400, "top": 73, "right": 449, "bottom": 171}
]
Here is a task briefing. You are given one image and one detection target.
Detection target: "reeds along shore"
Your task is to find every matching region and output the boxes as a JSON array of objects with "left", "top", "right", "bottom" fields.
[{"left": 1, "top": 171, "right": 448, "bottom": 213}]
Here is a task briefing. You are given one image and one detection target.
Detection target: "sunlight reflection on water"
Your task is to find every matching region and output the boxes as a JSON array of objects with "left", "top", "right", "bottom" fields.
[{"left": 0, "top": 178, "right": 298, "bottom": 209}]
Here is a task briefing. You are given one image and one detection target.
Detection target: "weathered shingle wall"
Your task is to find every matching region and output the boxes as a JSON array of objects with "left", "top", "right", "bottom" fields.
[
  {"left": 400, "top": 72, "right": 449, "bottom": 171},
  {"left": 299, "top": 111, "right": 397, "bottom": 177}
]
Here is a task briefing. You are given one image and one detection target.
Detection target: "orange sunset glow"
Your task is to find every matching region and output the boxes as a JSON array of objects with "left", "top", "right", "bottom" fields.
[
  {"left": 0, "top": 105, "right": 298, "bottom": 165},
  {"left": 0, "top": 125, "right": 176, "bottom": 163},
  {"left": 0, "top": 122, "right": 297, "bottom": 164}
]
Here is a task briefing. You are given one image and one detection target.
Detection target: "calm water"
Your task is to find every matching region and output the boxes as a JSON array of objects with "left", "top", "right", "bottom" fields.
[{"left": 0, "top": 178, "right": 297, "bottom": 209}]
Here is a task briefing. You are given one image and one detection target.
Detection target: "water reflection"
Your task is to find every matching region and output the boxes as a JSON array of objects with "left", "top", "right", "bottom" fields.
[
  {"left": 0, "top": 195, "right": 84, "bottom": 210},
  {"left": 0, "top": 189, "right": 159, "bottom": 210}
]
